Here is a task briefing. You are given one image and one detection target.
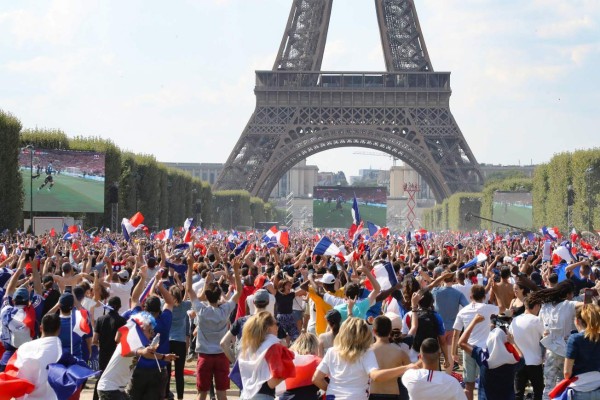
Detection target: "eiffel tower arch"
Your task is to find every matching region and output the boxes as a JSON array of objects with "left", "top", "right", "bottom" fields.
[{"left": 215, "top": 0, "right": 483, "bottom": 202}]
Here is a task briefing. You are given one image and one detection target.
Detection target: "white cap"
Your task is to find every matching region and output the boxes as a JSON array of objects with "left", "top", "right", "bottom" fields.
[
  {"left": 317, "top": 273, "right": 336, "bottom": 285},
  {"left": 117, "top": 270, "right": 129, "bottom": 279}
]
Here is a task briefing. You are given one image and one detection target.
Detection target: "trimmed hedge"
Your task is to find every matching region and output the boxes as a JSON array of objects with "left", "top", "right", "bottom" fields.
[
  {"left": 0, "top": 110, "right": 24, "bottom": 230},
  {"left": 212, "top": 190, "right": 251, "bottom": 229},
  {"left": 447, "top": 193, "right": 482, "bottom": 231}
]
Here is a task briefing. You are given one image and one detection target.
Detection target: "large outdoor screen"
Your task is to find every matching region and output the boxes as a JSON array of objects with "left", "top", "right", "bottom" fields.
[
  {"left": 20, "top": 148, "right": 105, "bottom": 213},
  {"left": 313, "top": 186, "right": 387, "bottom": 228},
  {"left": 492, "top": 191, "right": 533, "bottom": 231}
]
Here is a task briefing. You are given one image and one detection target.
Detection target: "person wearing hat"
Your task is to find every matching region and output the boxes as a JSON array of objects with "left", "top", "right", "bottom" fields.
[
  {"left": 98, "top": 256, "right": 136, "bottom": 316},
  {"left": 246, "top": 276, "right": 276, "bottom": 316},
  {"left": 0, "top": 254, "right": 44, "bottom": 372},
  {"left": 57, "top": 292, "right": 92, "bottom": 366},
  {"left": 303, "top": 272, "right": 345, "bottom": 335},
  {"left": 221, "top": 288, "right": 272, "bottom": 363}
]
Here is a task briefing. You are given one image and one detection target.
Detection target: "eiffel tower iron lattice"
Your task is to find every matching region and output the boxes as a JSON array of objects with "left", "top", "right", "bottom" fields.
[{"left": 215, "top": 0, "right": 483, "bottom": 202}]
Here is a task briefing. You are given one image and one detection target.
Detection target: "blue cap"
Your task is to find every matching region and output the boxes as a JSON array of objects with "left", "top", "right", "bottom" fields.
[{"left": 14, "top": 287, "right": 29, "bottom": 304}]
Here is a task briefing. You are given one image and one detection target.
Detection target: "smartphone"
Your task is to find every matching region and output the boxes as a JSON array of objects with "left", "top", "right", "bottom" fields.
[
  {"left": 584, "top": 288, "right": 594, "bottom": 304},
  {"left": 65, "top": 285, "right": 73, "bottom": 293}
]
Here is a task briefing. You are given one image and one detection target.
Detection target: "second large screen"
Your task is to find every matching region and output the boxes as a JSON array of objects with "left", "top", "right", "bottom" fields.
[
  {"left": 492, "top": 191, "right": 533, "bottom": 231},
  {"left": 20, "top": 148, "right": 105, "bottom": 213},
  {"left": 313, "top": 186, "right": 387, "bottom": 228}
]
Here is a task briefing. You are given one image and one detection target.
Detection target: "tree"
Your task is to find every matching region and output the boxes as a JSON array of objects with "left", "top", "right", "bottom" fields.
[{"left": 0, "top": 110, "right": 24, "bottom": 230}]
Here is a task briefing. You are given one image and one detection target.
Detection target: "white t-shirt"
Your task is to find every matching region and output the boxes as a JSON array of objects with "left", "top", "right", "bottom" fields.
[
  {"left": 509, "top": 313, "right": 544, "bottom": 365},
  {"left": 109, "top": 280, "right": 134, "bottom": 315},
  {"left": 97, "top": 343, "right": 138, "bottom": 392},
  {"left": 452, "top": 282, "right": 472, "bottom": 301},
  {"left": 316, "top": 348, "right": 379, "bottom": 400},
  {"left": 192, "top": 278, "right": 205, "bottom": 297},
  {"left": 402, "top": 369, "right": 467, "bottom": 400},
  {"left": 246, "top": 293, "right": 276, "bottom": 316},
  {"left": 539, "top": 300, "right": 578, "bottom": 339},
  {"left": 14, "top": 336, "right": 63, "bottom": 400},
  {"left": 453, "top": 302, "right": 499, "bottom": 348}
]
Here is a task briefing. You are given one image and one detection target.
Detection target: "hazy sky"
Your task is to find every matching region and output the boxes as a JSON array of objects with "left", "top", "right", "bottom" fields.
[{"left": 1, "top": 0, "right": 599, "bottom": 179}]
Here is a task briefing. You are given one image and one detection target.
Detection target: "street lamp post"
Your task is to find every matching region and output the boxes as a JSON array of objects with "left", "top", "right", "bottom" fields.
[
  {"left": 24, "top": 144, "right": 34, "bottom": 233},
  {"left": 230, "top": 198, "right": 234, "bottom": 230},
  {"left": 586, "top": 167, "right": 596, "bottom": 232}
]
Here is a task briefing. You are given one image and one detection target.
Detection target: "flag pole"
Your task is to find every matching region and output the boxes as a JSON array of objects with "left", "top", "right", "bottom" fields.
[{"left": 70, "top": 309, "right": 73, "bottom": 355}]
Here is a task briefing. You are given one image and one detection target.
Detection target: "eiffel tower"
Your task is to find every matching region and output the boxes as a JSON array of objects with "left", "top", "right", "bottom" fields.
[{"left": 215, "top": 0, "right": 483, "bottom": 201}]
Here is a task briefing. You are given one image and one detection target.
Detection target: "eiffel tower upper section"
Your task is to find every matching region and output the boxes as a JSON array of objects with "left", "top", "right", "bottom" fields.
[{"left": 215, "top": 0, "right": 483, "bottom": 201}]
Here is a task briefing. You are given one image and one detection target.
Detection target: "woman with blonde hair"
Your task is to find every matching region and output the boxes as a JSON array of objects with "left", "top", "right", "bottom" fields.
[
  {"left": 238, "top": 311, "right": 296, "bottom": 400},
  {"left": 312, "top": 317, "right": 418, "bottom": 400},
  {"left": 562, "top": 303, "right": 600, "bottom": 399},
  {"left": 278, "top": 333, "right": 322, "bottom": 400}
]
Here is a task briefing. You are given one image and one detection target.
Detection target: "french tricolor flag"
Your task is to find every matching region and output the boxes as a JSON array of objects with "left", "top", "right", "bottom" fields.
[
  {"left": 155, "top": 228, "right": 173, "bottom": 241},
  {"left": 348, "top": 196, "right": 362, "bottom": 239},
  {"left": 367, "top": 221, "right": 389, "bottom": 238},
  {"left": 122, "top": 212, "right": 144, "bottom": 242},
  {"left": 313, "top": 236, "right": 345, "bottom": 262},
  {"left": 118, "top": 316, "right": 150, "bottom": 356},
  {"left": 371, "top": 261, "right": 398, "bottom": 290},
  {"left": 460, "top": 252, "right": 488, "bottom": 270},
  {"left": 541, "top": 226, "right": 560, "bottom": 242},
  {"left": 183, "top": 218, "right": 195, "bottom": 243},
  {"left": 263, "top": 226, "right": 289, "bottom": 248},
  {"left": 72, "top": 309, "right": 92, "bottom": 337}
]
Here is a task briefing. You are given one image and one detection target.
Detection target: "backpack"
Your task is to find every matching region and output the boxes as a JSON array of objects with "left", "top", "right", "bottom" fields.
[{"left": 411, "top": 309, "right": 439, "bottom": 352}]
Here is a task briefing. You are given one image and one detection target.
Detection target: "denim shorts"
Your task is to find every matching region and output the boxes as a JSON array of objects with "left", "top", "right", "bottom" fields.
[{"left": 463, "top": 351, "right": 480, "bottom": 383}]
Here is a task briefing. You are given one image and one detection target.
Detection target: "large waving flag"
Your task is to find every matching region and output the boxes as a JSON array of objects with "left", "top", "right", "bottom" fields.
[
  {"left": 0, "top": 373, "right": 35, "bottom": 399},
  {"left": 183, "top": 218, "right": 195, "bottom": 243},
  {"left": 72, "top": 309, "right": 91, "bottom": 337},
  {"left": 48, "top": 353, "right": 100, "bottom": 400},
  {"left": 348, "top": 196, "right": 362, "bottom": 239},
  {"left": 263, "top": 226, "right": 289, "bottom": 248},
  {"left": 367, "top": 221, "right": 389, "bottom": 238},
  {"left": 313, "top": 237, "right": 345, "bottom": 262},
  {"left": 553, "top": 243, "right": 576, "bottom": 263},
  {"left": 460, "top": 252, "right": 488, "bottom": 270},
  {"left": 122, "top": 212, "right": 144, "bottom": 242},
  {"left": 541, "top": 226, "right": 560, "bottom": 242},
  {"left": 234, "top": 240, "right": 249, "bottom": 256},
  {"left": 118, "top": 316, "right": 150, "bottom": 356},
  {"left": 371, "top": 261, "right": 398, "bottom": 290}
]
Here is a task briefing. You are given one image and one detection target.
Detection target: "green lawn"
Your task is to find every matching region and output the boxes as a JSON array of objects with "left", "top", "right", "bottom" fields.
[
  {"left": 22, "top": 171, "right": 104, "bottom": 213},
  {"left": 313, "top": 200, "right": 386, "bottom": 228},
  {"left": 492, "top": 203, "right": 533, "bottom": 230}
]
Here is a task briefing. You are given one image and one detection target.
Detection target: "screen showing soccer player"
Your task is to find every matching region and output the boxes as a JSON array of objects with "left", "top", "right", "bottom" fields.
[{"left": 19, "top": 148, "right": 106, "bottom": 213}]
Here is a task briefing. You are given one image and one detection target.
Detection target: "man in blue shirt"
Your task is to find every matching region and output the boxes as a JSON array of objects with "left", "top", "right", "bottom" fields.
[{"left": 431, "top": 270, "right": 469, "bottom": 371}]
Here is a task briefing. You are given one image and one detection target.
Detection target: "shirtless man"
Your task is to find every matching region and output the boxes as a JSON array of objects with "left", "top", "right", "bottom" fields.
[
  {"left": 489, "top": 266, "right": 515, "bottom": 313},
  {"left": 52, "top": 262, "right": 85, "bottom": 292},
  {"left": 370, "top": 315, "right": 411, "bottom": 400}
]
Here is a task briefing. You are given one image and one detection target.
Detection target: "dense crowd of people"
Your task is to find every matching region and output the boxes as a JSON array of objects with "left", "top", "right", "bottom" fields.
[{"left": 0, "top": 226, "right": 600, "bottom": 400}]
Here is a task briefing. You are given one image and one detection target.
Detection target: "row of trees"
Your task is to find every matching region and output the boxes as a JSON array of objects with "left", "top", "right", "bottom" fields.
[
  {"left": 0, "top": 110, "right": 278, "bottom": 231},
  {"left": 422, "top": 148, "right": 600, "bottom": 233}
]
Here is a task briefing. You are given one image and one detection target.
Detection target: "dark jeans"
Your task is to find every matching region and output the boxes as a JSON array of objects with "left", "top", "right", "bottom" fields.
[
  {"left": 166, "top": 340, "right": 187, "bottom": 399},
  {"left": 129, "top": 367, "right": 168, "bottom": 400},
  {"left": 515, "top": 364, "right": 544, "bottom": 400},
  {"left": 98, "top": 390, "right": 129, "bottom": 400}
]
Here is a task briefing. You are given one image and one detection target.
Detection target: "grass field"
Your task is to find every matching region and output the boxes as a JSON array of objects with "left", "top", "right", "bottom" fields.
[
  {"left": 313, "top": 199, "right": 386, "bottom": 228},
  {"left": 492, "top": 202, "right": 533, "bottom": 230},
  {"left": 22, "top": 171, "right": 104, "bottom": 213}
]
